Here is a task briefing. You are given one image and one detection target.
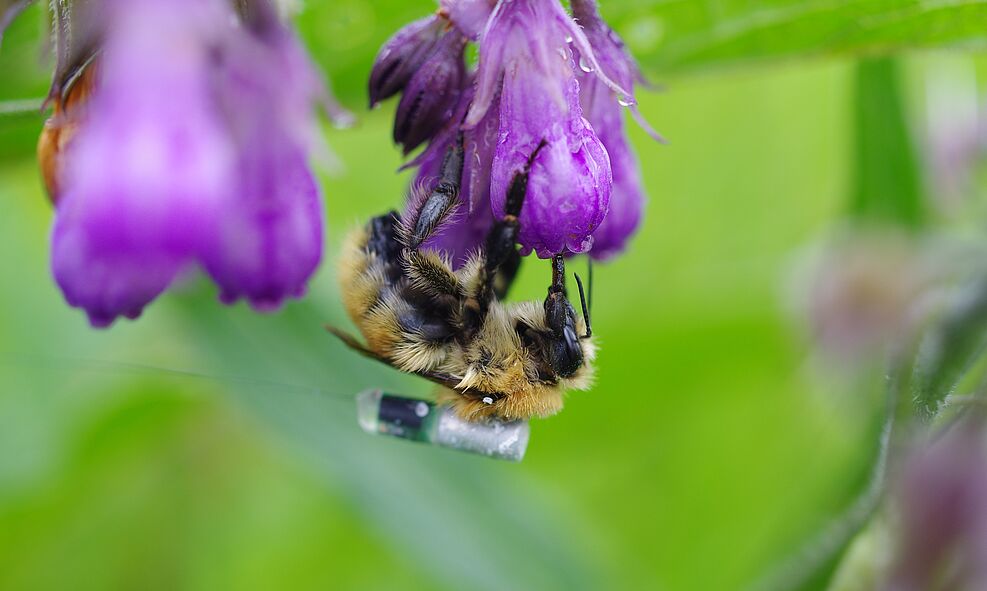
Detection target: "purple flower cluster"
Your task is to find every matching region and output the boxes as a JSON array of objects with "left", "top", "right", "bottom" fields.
[
  {"left": 370, "top": 0, "right": 654, "bottom": 262},
  {"left": 46, "top": 0, "right": 330, "bottom": 327}
]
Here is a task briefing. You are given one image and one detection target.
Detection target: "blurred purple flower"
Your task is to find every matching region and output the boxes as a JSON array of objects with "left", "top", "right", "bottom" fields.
[
  {"left": 201, "top": 5, "right": 324, "bottom": 311},
  {"left": 52, "top": 0, "right": 235, "bottom": 327},
  {"left": 798, "top": 231, "right": 930, "bottom": 367},
  {"left": 50, "top": 0, "right": 330, "bottom": 326},
  {"left": 885, "top": 419, "right": 987, "bottom": 590}
]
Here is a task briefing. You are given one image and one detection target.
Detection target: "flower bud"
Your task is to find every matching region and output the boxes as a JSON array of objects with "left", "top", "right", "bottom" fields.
[
  {"left": 368, "top": 15, "right": 444, "bottom": 108},
  {"left": 393, "top": 32, "right": 467, "bottom": 154}
]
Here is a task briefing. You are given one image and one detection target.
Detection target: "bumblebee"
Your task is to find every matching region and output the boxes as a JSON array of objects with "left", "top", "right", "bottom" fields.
[{"left": 329, "top": 136, "right": 596, "bottom": 422}]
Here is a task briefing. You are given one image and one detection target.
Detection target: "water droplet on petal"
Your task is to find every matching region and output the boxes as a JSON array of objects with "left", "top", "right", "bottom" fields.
[
  {"left": 617, "top": 95, "right": 635, "bottom": 107},
  {"left": 578, "top": 56, "right": 594, "bottom": 73},
  {"left": 565, "top": 35, "right": 574, "bottom": 44}
]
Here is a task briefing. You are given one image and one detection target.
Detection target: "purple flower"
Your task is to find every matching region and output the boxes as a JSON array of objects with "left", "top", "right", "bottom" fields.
[
  {"left": 473, "top": 0, "right": 614, "bottom": 257},
  {"left": 380, "top": 0, "right": 656, "bottom": 261},
  {"left": 582, "top": 103, "right": 643, "bottom": 261},
  {"left": 572, "top": 0, "right": 649, "bottom": 259},
  {"left": 49, "top": 0, "right": 330, "bottom": 326},
  {"left": 886, "top": 420, "right": 987, "bottom": 590},
  {"left": 200, "top": 5, "right": 324, "bottom": 311},
  {"left": 368, "top": 15, "right": 445, "bottom": 108},
  {"left": 394, "top": 31, "right": 468, "bottom": 154},
  {"left": 440, "top": 0, "right": 494, "bottom": 40},
  {"left": 52, "top": 0, "right": 235, "bottom": 327}
]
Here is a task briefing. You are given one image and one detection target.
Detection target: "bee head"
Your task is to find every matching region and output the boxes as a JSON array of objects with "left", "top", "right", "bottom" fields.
[{"left": 543, "top": 265, "right": 584, "bottom": 378}]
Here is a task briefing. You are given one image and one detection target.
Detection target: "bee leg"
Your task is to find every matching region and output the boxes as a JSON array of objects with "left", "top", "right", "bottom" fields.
[
  {"left": 365, "top": 211, "right": 404, "bottom": 285},
  {"left": 399, "top": 133, "right": 465, "bottom": 250},
  {"left": 463, "top": 140, "right": 547, "bottom": 332},
  {"left": 492, "top": 249, "right": 521, "bottom": 300},
  {"left": 395, "top": 134, "right": 467, "bottom": 298},
  {"left": 542, "top": 255, "right": 584, "bottom": 378},
  {"left": 403, "top": 249, "right": 461, "bottom": 298}
]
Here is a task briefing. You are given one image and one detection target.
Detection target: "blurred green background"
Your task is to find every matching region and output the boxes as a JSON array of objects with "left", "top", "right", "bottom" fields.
[{"left": 1, "top": 1, "right": 985, "bottom": 589}]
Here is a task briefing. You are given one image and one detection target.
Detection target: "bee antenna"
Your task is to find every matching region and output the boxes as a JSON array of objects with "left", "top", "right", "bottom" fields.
[
  {"left": 588, "top": 258, "right": 593, "bottom": 318},
  {"left": 574, "top": 272, "right": 592, "bottom": 339}
]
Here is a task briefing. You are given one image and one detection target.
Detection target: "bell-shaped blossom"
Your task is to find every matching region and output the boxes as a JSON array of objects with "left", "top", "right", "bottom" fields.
[
  {"left": 476, "top": 0, "right": 614, "bottom": 257},
  {"left": 572, "top": 0, "right": 648, "bottom": 259},
  {"left": 394, "top": 32, "right": 468, "bottom": 154},
  {"left": 201, "top": 9, "right": 324, "bottom": 310},
  {"left": 52, "top": 0, "right": 235, "bottom": 327},
  {"left": 49, "top": 0, "right": 330, "bottom": 327},
  {"left": 381, "top": 0, "right": 656, "bottom": 261},
  {"left": 582, "top": 100, "right": 643, "bottom": 260},
  {"left": 368, "top": 15, "right": 445, "bottom": 108}
]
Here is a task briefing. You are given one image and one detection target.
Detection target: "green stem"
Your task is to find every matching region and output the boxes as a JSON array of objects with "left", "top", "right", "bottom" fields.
[{"left": 849, "top": 58, "right": 925, "bottom": 228}]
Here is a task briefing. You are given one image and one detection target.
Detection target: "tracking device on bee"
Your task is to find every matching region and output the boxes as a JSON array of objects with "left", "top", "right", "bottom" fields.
[{"left": 329, "top": 133, "right": 596, "bottom": 457}]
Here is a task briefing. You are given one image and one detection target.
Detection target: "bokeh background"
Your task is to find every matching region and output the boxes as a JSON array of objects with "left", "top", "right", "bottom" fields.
[{"left": 2, "top": 1, "right": 986, "bottom": 589}]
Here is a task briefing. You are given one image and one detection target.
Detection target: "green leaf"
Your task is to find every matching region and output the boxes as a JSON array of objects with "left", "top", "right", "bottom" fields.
[
  {"left": 0, "top": 0, "right": 36, "bottom": 48},
  {"left": 300, "top": 0, "right": 987, "bottom": 105},
  {"left": 848, "top": 57, "right": 925, "bottom": 226},
  {"left": 604, "top": 0, "right": 987, "bottom": 77}
]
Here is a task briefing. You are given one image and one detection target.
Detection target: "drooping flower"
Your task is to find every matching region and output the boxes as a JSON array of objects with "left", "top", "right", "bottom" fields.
[
  {"left": 474, "top": 0, "right": 618, "bottom": 257},
  {"left": 571, "top": 0, "right": 650, "bottom": 260},
  {"left": 200, "top": 3, "right": 324, "bottom": 311},
  {"left": 51, "top": 0, "right": 236, "bottom": 327},
  {"left": 376, "top": 0, "right": 654, "bottom": 262},
  {"left": 45, "top": 0, "right": 333, "bottom": 327}
]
